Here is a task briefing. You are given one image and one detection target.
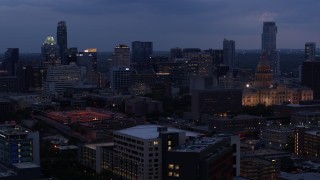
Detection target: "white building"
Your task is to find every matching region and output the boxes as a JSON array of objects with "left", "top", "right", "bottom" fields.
[
  {"left": 43, "top": 64, "right": 83, "bottom": 96},
  {"left": 113, "top": 125, "right": 200, "bottom": 180}
]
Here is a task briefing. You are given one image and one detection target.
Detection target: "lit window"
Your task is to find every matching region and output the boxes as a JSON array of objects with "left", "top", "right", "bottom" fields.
[
  {"left": 153, "top": 141, "right": 158, "bottom": 146},
  {"left": 168, "top": 146, "right": 171, "bottom": 150},
  {"left": 168, "top": 172, "right": 173, "bottom": 176},
  {"left": 168, "top": 141, "right": 172, "bottom": 145},
  {"left": 175, "top": 165, "right": 179, "bottom": 170},
  {"left": 168, "top": 164, "right": 174, "bottom": 169},
  {"left": 174, "top": 172, "right": 180, "bottom": 177}
]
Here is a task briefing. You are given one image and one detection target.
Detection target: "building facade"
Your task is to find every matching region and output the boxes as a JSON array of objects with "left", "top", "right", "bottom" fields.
[
  {"left": 291, "top": 111, "right": 320, "bottom": 127},
  {"left": 243, "top": 52, "right": 313, "bottom": 106},
  {"left": 112, "top": 125, "right": 200, "bottom": 180},
  {"left": 111, "top": 44, "right": 130, "bottom": 69},
  {"left": 43, "top": 64, "right": 82, "bottom": 95},
  {"left": 0, "top": 125, "right": 39, "bottom": 166},
  {"left": 223, "top": 39, "right": 235, "bottom": 71},
  {"left": 2, "top": 48, "right": 19, "bottom": 76},
  {"left": 305, "top": 42, "right": 316, "bottom": 61},
  {"left": 294, "top": 126, "right": 320, "bottom": 158},
  {"left": 191, "top": 89, "right": 243, "bottom": 120},
  {"left": 41, "top": 35, "right": 60, "bottom": 66},
  {"left": 131, "top": 41, "right": 153, "bottom": 69},
  {"left": 262, "top": 22, "right": 279, "bottom": 76},
  {"left": 57, "top": 21, "right": 68, "bottom": 65},
  {"left": 165, "top": 137, "right": 234, "bottom": 180},
  {"left": 301, "top": 61, "right": 320, "bottom": 99}
]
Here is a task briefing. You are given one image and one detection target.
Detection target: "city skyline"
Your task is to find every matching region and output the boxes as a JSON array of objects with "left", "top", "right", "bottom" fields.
[{"left": 0, "top": 0, "right": 319, "bottom": 52}]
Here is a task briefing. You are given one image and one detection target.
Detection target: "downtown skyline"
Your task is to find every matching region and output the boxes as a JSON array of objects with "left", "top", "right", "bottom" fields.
[{"left": 0, "top": 0, "right": 319, "bottom": 52}]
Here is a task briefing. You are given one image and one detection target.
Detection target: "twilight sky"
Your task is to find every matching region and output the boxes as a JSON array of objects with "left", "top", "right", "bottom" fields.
[{"left": 0, "top": 0, "right": 319, "bottom": 52}]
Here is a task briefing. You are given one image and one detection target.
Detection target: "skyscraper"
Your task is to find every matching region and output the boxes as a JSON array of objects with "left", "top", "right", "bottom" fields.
[
  {"left": 77, "top": 48, "right": 98, "bottom": 72},
  {"left": 262, "top": 22, "right": 280, "bottom": 76},
  {"left": 2, "top": 48, "right": 19, "bottom": 76},
  {"left": 131, "top": 41, "right": 153, "bottom": 69},
  {"left": 305, "top": 42, "right": 316, "bottom": 61},
  {"left": 223, "top": 39, "right": 235, "bottom": 71},
  {"left": 111, "top": 44, "right": 130, "bottom": 68},
  {"left": 41, "top": 35, "right": 60, "bottom": 66},
  {"left": 57, "top": 21, "right": 68, "bottom": 65},
  {"left": 67, "top": 47, "right": 78, "bottom": 64},
  {"left": 170, "top": 47, "right": 183, "bottom": 59}
]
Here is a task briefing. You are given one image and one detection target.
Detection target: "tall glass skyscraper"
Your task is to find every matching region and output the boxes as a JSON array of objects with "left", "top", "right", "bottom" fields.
[
  {"left": 131, "top": 41, "right": 153, "bottom": 69},
  {"left": 57, "top": 21, "right": 68, "bottom": 65},
  {"left": 223, "top": 39, "right": 235, "bottom": 71},
  {"left": 262, "top": 22, "right": 280, "bottom": 76},
  {"left": 3, "top": 48, "right": 19, "bottom": 76},
  {"left": 41, "top": 35, "right": 60, "bottom": 66}
]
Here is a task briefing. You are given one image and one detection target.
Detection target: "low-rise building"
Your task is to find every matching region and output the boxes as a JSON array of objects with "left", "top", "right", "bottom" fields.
[
  {"left": 78, "top": 143, "right": 114, "bottom": 174},
  {"left": 192, "top": 88, "right": 243, "bottom": 120},
  {"left": 0, "top": 124, "right": 40, "bottom": 179},
  {"left": 164, "top": 136, "right": 238, "bottom": 180},
  {"left": 260, "top": 125, "right": 293, "bottom": 149},
  {"left": 208, "top": 114, "right": 266, "bottom": 133},
  {"left": 291, "top": 111, "right": 320, "bottom": 127},
  {"left": 125, "top": 97, "right": 163, "bottom": 116},
  {"left": 240, "top": 157, "right": 278, "bottom": 180},
  {"left": 242, "top": 85, "right": 313, "bottom": 106},
  {"left": 294, "top": 126, "right": 320, "bottom": 158}
]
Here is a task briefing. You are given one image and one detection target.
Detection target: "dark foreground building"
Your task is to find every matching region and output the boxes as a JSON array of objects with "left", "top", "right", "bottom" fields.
[
  {"left": 165, "top": 137, "right": 234, "bottom": 180},
  {"left": 191, "top": 88, "right": 243, "bottom": 120},
  {"left": 301, "top": 61, "right": 320, "bottom": 99}
]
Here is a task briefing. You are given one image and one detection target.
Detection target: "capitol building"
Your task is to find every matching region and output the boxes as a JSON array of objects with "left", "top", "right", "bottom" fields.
[{"left": 242, "top": 53, "right": 313, "bottom": 106}]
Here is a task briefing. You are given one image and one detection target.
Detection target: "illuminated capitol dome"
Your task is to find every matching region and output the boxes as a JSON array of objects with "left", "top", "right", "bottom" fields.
[{"left": 254, "top": 52, "right": 273, "bottom": 88}]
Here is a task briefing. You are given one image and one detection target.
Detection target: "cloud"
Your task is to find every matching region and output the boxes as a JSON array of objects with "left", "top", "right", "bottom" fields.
[{"left": 258, "top": 12, "right": 279, "bottom": 22}]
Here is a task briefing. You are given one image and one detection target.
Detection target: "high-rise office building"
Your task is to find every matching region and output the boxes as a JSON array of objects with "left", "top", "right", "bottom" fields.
[
  {"left": 68, "top": 47, "right": 78, "bottom": 64},
  {"left": 76, "top": 48, "right": 98, "bottom": 86},
  {"left": 2, "top": 48, "right": 19, "bottom": 76},
  {"left": 57, "top": 21, "right": 68, "bottom": 65},
  {"left": 131, "top": 41, "right": 153, "bottom": 69},
  {"left": 111, "top": 44, "right": 130, "bottom": 68},
  {"left": 43, "top": 64, "right": 82, "bottom": 95},
  {"left": 170, "top": 47, "right": 183, "bottom": 60},
  {"left": 204, "top": 49, "right": 224, "bottom": 65},
  {"left": 41, "top": 35, "right": 60, "bottom": 66},
  {"left": 223, "top": 39, "right": 235, "bottom": 71},
  {"left": 305, "top": 42, "right": 316, "bottom": 61},
  {"left": 111, "top": 68, "right": 134, "bottom": 91},
  {"left": 262, "top": 22, "right": 280, "bottom": 76},
  {"left": 77, "top": 48, "right": 98, "bottom": 72}
]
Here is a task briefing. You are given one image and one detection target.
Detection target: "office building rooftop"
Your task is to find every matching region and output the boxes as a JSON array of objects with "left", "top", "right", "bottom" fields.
[
  {"left": 172, "top": 137, "right": 224, "bottom": 152},
  {"left": 116, "top": 124, "right": 201, "bottom": 139}
]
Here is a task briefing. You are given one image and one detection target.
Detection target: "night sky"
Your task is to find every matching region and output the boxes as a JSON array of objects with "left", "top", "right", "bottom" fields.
[{"left": 0, "top": 0, "right": 319, "bottom": 52}]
